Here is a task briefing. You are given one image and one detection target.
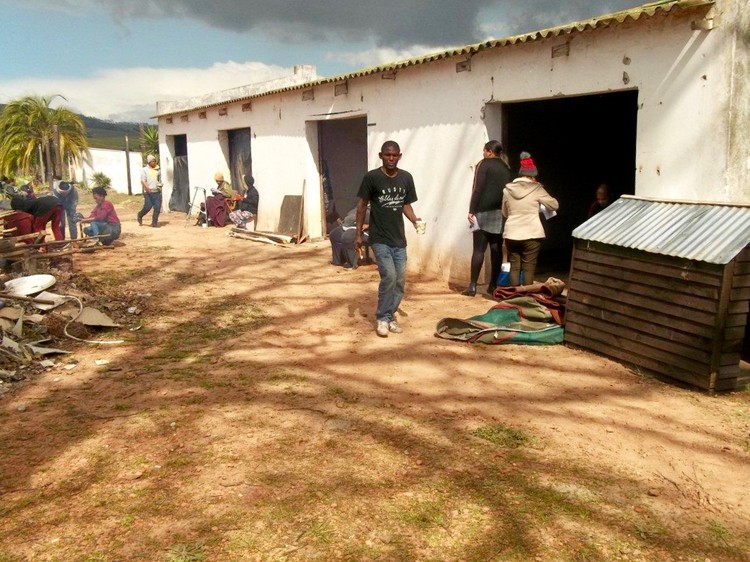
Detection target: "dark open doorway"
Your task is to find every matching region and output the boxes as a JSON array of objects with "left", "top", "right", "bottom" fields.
[
  {"left": 318, "top": 117, "right": 368, "bottom": 234},
  {"left": 487, "top": 90, "right": 638, "bottom": 273},
  {"left": 168, "top": 134, "right": 190, "bottom": 213},
  {"left": 228, "top": 128, "right": 252, "bottom": 193}
]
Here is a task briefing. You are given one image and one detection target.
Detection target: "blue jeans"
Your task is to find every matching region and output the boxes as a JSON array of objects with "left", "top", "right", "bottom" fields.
[
  {"left": 372, "top": 243, "right": 407, "bottom": 323},
  {"left": 58, "top": 198, "right": 78, "bottom": 239},
  {"left": 138, "top": 191, "right": 162, "bottom": 225},
  {"left": 84, "top": 221, "right": 121, "bottom": 245}
]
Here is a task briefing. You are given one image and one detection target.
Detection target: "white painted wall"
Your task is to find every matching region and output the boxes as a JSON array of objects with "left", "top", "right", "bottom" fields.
[
  {"left": 157, "top": 1, "right": 744, "bottom": 282},
  {"left": 74, "top": 147, "right": 144, "bottom": 194}
]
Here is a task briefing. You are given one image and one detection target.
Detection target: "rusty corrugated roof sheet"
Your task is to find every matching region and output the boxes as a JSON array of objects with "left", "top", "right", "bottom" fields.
[
  {"left": 572, "top": 196, "right": 750, "bottom": 265},
  {"left": 156, "top": 0, "right": 714, "bottom": 118}
]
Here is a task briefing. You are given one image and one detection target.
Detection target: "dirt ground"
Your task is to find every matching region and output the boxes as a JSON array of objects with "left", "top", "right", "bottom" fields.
[{"left": 1, "top": 197, "right": 749, "bottom": 562}]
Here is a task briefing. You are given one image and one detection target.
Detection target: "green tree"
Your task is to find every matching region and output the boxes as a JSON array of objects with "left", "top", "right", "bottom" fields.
[
  {"left": 0, "top": 95, "right": 88, "bottom": 184},
  {"left": 139, "top": 124, "right": 159, "bottom": 163},
  {"left": 91, "top": 172, "right": 112, "bottom": 189}
]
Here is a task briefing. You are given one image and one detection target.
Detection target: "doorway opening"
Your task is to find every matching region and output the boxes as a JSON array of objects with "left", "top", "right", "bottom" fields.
[
  {"left": 486, "top": 90, "right": 638, "bottom": 274},
  {"left": 228, "top": 128, "right": 252, "bottom": 193},
  {"left": 168, "top": 134, "right": 190, "bottom": 213},
  {"left": 318, "top": 117, "right": 368, "bottom": 235}
]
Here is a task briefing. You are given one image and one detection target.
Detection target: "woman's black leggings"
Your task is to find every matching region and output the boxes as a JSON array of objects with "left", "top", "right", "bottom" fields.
[{"left": 470, "top": 230, "right": 503, "bottom": 286}]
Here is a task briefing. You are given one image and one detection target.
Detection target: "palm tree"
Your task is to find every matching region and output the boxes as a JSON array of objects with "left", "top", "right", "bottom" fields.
[
  {"left": 0, "top": 95, "right": 88, "bottom": 184},
  {"left": 139, "top": 124, "right": 159, "bottom": 163}
]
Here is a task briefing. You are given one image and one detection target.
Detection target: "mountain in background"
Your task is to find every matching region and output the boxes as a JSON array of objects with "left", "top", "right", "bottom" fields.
[
  {"left": 81, "top": 114, "right": 147, "bottom": 151},
  {"left": 0, "top": 103, "right": 148, "bottom": 152}
]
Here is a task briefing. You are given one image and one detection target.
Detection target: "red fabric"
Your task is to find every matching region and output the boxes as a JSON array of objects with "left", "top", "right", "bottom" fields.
[
  {"left": 32, "top": 206, "right": 64, "bottom": 241},
  {"left": 4, "top": 211, "right": 34, "bottom": 242},
  {"left": 89, "top": 200, "right": 120, "bottom": 224},
  {"left": 492, "top": 279, "right": 566, "bottom": 325},
  {"left": 519, "top": 157, "right": 537, "bottom": 176},
  {"left": 206, "top": 195, "right": 228, "bottom": 227}
]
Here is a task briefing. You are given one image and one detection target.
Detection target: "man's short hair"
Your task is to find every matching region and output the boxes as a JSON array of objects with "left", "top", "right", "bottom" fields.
[{"left": 380, "top": 140, "right": 400, "bottom": 153}]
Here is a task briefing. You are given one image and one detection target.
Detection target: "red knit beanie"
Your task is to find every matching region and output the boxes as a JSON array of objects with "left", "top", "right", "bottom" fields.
[{"left": 519, "top": 151, "right": 538, "bottom": 177}]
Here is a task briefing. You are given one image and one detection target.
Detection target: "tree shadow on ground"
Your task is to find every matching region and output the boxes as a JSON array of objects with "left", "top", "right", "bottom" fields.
[{"left": 0, "top": 224, "right": 749, "bottom": 561}]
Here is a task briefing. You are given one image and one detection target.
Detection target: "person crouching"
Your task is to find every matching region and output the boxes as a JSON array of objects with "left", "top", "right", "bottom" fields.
[{"left": 80, "top": 187, "right": 121, "bottom": 245}]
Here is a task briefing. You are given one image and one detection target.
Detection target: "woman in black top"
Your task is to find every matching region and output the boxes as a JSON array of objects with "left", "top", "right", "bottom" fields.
[{"left": 463, "top": 140, "right": 512, "bottom": 296}]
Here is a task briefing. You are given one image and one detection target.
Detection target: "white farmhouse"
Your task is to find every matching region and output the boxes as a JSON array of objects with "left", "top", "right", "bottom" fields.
[{"left": 154, "top": 0, "right": 748, "bottom": 284}]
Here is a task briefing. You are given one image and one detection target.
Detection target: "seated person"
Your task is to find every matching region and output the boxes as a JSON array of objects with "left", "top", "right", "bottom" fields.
[
  {"left": 205, "top": 172, "right": 232, "bottom": 227},
  {"left": 325, "top": 201, "right": 341, "bottom": 235},
  {"left": 79, "top": 187, "right": 121, "bottom": 245},
  {"left": 329, "top": 205, "right": 369, "bottom": 269},
  {"left": 213, "top": 172, "right": 234, "bottom": 198},
  {"left": 588, "top": 183, "right": 613, "bottom": 218},
  {"left": 10, "top": 194, "right": 64, "bottom": 240},
  {"left": 229, "top": 174, "right": 260, "bottom": 229}
]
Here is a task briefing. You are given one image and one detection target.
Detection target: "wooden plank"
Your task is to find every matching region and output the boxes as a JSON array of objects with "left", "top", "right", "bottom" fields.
[
  {"left": 731, "top": 287, "right": 750, "bottom": 301},
  {"left": 277, "top": 195, "right": 303, "bottom": 237},
  {"left": 734, "top": 260, "right": 750, "bottom": 275},
  {"left": 569, "top": 292, "right": 716, "bottom": 337},
  {"left": 574, "top": 243, "right": 723, "bottom": 285},
  {"left": 709, "top": 263, "right": 736, "bottom": 391},
  {"left": 569, "top": 280, "right": 717, "bottom": 327},
  {"left": 566, "top": 310, "right": 712, "bottom": 364},
  {"left": 573, "top": 258, "right": 720, "bottom": 300},
  {"left": 727, "top": 313, "right": 748, "bottom": 327},
  {"left": 566, "top": 302, "right": 712, "bottom": 350},
  {"left": 728, "top": 300, "right": 749, "bottom": 315},
  {"left": 735, "top": 246, "right": 750, "bottom": 262},
  {"left": 726, "top": 326, "right": 747, "bottom": 340},
  {"left": 228, "top": 230, "right": 283, "bottom": 246},
  {"left": 732, "top": 274, "right": 750, "bottom": 289},
  {"left": 571, "top": 270, "right": 718, "bottom": 313},
  {"left": 297, "top": 179, "right": 306, "bottom": 244},
  {"left": 232, "top": 228, "right": 293, "bottom": 244},
  {"left": 565, "top": 322, "right": 710, "bottom": 372},
  {"left": 720, "top": 352, "right": 741, "bottom": 366},
  {"left": 565, "top": 333, "right": 713, "bottom": 390}
]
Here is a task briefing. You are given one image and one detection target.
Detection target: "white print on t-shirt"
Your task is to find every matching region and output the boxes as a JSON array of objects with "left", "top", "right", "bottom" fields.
[{"left": 378, "top": 186, "right": 408, "bottom": 211}]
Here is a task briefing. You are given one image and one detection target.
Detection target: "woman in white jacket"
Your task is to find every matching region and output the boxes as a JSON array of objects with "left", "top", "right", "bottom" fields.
[{"left": 502, "top": 152, "right": 559, "bottom": 286}]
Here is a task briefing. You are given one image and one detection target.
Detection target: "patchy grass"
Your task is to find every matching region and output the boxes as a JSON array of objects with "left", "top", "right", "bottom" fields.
[
  {"left": 473, "top": 423, "right": 531, "bottom": 448},
  {"left": 708, "top": 518, "right": 731, "bottom": 546},
  {"left": 166, "top": 543, "right": 206, "bottom": 562},
  {"left": 2, "top": 239, "right": 750, "bottom": 562}
]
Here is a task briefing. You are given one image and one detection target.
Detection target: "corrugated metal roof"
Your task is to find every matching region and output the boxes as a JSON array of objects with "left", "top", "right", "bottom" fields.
[
  {"left": 155, "top": 0, "right": 714, "bottom": 118},
  {"left": 572, "top": 196, "right": 750, "bottom": 265}
]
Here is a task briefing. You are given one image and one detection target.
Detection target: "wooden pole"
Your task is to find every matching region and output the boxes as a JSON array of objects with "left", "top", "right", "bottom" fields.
[{"left": 125, "top": 135, "right": 133, "bottom": 195}]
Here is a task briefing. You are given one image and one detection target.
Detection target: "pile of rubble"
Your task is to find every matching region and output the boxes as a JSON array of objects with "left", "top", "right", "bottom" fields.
[{"left": 0, "top": 267, "right": 150, "bottom": 398}]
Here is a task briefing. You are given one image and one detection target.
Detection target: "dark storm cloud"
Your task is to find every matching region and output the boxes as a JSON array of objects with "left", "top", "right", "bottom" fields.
[{"left": 92, "top": 0, "right": 641, "bottom": 47}]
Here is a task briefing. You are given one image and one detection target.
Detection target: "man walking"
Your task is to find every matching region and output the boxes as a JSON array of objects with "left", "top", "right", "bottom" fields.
[
  {"left": 355, "top": 140, "right": 421, "bottom": 337},
  {"left": 137, "top": 154, "right": 162, "bottom": 227}
]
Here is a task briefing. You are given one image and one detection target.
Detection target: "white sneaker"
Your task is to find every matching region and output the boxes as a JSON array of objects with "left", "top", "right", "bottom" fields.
[
  {"left": 376, "top": 320, "right": 389, "bottom": 337},
  {"left": 388, "top": 320, "right": 403, "bottom": 333}
]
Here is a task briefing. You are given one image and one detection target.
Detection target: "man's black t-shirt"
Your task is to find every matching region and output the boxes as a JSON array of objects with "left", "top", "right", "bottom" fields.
[{"left": 357, "top": 168, "right": 417, "bottom": 248}]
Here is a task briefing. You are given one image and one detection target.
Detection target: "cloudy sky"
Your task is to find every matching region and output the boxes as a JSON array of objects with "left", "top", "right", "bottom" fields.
[{"left": 0, "top": 0, "right": 639, "bottom": 122}]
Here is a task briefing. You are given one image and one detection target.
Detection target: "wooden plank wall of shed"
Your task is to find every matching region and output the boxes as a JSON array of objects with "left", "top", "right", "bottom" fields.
[
  {"left": 729, "top": 247, "right": 750, "bottom": 387},
  {"left": 564, "top": 241, "right": 742, "bottom": 390}
]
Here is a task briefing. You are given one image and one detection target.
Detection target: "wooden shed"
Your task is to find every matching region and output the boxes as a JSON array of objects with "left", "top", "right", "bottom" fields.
[{"left": 565, "top": 196, "right": 750, "bottom": 391}]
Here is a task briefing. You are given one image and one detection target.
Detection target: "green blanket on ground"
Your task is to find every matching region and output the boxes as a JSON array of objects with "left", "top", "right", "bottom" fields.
[{"left": 435, "top": 296, "right": 564, "bottom": 345}]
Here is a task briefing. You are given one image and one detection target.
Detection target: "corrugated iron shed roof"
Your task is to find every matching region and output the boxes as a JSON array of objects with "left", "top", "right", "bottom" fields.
[
  {"left": 155, "top": 0, "right": 714, "bottom": 118},
  {"left": 572, "top": 196, "right": 750, "bottom": 265}
]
